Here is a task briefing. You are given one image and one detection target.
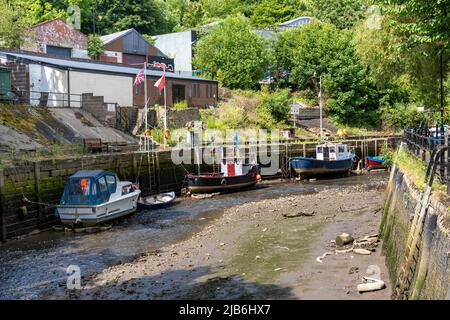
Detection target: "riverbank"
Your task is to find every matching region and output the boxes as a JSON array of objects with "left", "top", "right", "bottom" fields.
[{"left": 71, "top": 174, "right": 392, "bottom": 300}]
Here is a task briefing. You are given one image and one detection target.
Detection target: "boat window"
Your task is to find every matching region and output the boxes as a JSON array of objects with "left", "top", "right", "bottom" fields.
[
  {"left": 105, "top": 175, "right": 117, "bottom": 193},
  {"left": 68, "top": 178, "right": 91, "bottom": 196},
  {"left": 317, "top": 147, "right": 323, "bottom": 154},
  {"left": 329, "top": 147, "right": 336, "bottom": 153},
  {"left": 338, "top": 146, "right": 346, "bottom": 153},
  {"left": 97, "top": 176, "right": 110, "bottom": 203},
  {"left": 98, "top": 177, "right": 108, "bottom": 193}
]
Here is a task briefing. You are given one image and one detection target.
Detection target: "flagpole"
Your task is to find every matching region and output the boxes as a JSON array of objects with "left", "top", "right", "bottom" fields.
[
  {"left": 163, "top": 64, "right": 167, "bottom": 148},
  {"left": 144, "top": 60, "right": 148, "bottom": 151}
]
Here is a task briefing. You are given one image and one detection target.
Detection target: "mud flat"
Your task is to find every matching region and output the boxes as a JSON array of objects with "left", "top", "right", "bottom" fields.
[{"left": 74, "top": 177, "right": 392, "bottom": 300}]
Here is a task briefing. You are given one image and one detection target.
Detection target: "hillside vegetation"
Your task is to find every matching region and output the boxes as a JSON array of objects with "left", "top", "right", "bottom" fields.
[{"left": 1, "top": 0, "right": 448, "bottom": 130}]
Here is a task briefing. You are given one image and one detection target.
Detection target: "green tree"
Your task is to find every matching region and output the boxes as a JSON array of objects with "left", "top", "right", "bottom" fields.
[
  {"left": 0, "top": 0, "right": 30, "bottom": 48},
  {"left": 181, "top": 1, "right": 205, "bottom": 29},
  {"left": 91, "top": 0, "right": 175, "bottom": 35},
  {"left": 250, "top": 0, "right": 305, "bottom": 28},
  {"left": 306, "top": 0, "right": 365, "bottom": 29},
  {"left": 380, "top": 0, "right": 450, "bottom": 109},
  {"left": 276, "top": 22, "right": 376, "bottom": 124},
  {"left": 193, "top": 15, "right": 271, "bottom": 89},
  {"left": 87, "top": 34, "right": 105, "bottom": 59},
  {"left": 22, "top": 0, "right": 68, "bottom": 26}
]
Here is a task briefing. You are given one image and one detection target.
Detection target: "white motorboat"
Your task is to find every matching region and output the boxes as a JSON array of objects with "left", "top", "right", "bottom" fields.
[{"left": 56, "top": 170, "right": 141, "bottom": 227}]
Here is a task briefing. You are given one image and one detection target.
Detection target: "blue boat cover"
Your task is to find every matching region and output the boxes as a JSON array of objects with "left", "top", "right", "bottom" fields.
[{"left": 61, "top": 170, "right": 116, "bottom": 205}]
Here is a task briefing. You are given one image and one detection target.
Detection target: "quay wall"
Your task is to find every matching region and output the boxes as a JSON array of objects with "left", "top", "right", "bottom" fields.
[
  {"left": 381, "top": 165, "right": 450, "bottom": 299},
  {"left": 0, "top": 137, "right": 398, "bottom": 241}
]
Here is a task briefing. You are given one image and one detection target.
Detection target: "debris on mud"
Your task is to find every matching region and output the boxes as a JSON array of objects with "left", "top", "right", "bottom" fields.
[
  {"left": 282, "top": 211, "right": 316, "bottom": 218},
  {"left": 357, "top": 277, "right": 386, "bottom": 293}
]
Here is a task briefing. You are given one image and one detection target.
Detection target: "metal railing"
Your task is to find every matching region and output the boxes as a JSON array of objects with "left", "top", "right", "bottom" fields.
[
  {"left": 0, "top": 90, "right": 82, "bottom": 108},
  {"left": 403, "top": 126, "right": 450, "bottom": 194}
]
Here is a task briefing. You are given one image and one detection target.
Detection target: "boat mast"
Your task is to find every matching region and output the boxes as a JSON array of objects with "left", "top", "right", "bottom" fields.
[
  {"left": 319, "top": 75, "right": 323, "bottom": 140},
  {"left": 163, "top": 64, "right": 168, "bottom": 149},
  {"left": 144, "top": 59, "right": 148, "bottom": 136}
]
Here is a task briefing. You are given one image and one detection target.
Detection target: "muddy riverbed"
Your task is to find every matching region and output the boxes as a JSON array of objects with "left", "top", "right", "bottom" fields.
[{"left": 0, "top": 172, "right": 392, "bottom": 300}]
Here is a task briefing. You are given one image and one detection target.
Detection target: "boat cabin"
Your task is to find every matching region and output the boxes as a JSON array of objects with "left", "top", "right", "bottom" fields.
[
  {"left": 220, "top": 157, "right": 258, "bottom": 177},
  {"left": 316, "top": 143, "right": 351, "bottom": 161},
  {"left": 61, "top": 170, "right": 131, "bottom": 206}
]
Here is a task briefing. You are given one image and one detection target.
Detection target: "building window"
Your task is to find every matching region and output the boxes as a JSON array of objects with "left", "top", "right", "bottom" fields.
[
  {"left": 205, "top": 84, "right": 214, "bottom": 98},
  {"left": 141, "top": 81, "right": 145, "bottom": 96},
  {"left": 135, "top": 83, "right": 139, "bottom": 95},
  {"left": 192, "top": 83, "right": 200, "bottom": 98}
]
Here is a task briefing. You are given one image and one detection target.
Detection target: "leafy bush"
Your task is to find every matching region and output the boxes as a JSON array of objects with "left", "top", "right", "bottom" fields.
[
  {"left": 173, "top": 100, "right": 188, "bottom": 110},
  {"left": 378, "top": 103, "right": 427, "bottom": 130},
  {"left": 87, "top": 35, "right": 105, "bottom": 60},
  {"left": 259, "top": 88, "right": 291, "bottom": 122}
]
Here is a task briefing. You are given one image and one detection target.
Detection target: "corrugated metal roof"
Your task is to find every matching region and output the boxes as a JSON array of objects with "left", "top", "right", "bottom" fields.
[
  {"left": 100, "top": 29, "right": 134, "bottom": 45},
  {"left": 278, "top": 16, "right": 312, "bottom": 27},
  {"left": 0, "top": 49, "right": 216, "bottom": 82}
]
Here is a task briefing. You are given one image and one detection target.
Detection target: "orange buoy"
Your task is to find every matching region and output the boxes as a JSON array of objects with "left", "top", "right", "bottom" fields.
[{"left": 256, "top": 174, "right": 262, "bottom": 182}]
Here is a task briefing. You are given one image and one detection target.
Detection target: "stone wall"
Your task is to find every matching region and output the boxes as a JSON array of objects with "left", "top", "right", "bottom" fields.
[
  {"left": 381, "top": 165, "right": 450, "bottom": 299},
  {"left": 156, "top": 107, "right": 200, "bottom": 128},
  {"left": 82, "top": 93, "right": 116, "bottom": 127},
  {"left": 0, "top": 151, "right": 201, "bottom": 241}
]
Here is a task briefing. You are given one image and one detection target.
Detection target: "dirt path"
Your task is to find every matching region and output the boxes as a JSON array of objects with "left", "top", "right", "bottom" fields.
[{"left": 71, "top": 180, "right": 391, "bottom": 300}]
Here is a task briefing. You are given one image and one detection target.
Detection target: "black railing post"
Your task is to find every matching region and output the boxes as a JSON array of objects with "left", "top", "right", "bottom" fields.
[
  {"left": 447, "top": 130, "right": 450, "bottom": 195},
  {"left": 440, "top": 125, "right": 445, "bottom": 182}
]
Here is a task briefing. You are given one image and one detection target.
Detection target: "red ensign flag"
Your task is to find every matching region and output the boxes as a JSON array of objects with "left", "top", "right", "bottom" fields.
[{"left": 154, "top": 73, "right": 166, "bottom": 92}]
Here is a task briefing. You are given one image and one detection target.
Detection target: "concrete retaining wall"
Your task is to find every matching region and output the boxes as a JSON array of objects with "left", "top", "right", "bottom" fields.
[{"left": 381, "top": 166, "right": 450, "bottom": 299}]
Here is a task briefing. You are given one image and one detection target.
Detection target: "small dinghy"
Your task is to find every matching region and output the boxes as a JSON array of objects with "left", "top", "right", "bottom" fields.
[
  {"left": 366, "top": 156, "right": 385, "bottom": 170},
  {"left": 137, "top": 192, "right": 176, "bottom": 210}
]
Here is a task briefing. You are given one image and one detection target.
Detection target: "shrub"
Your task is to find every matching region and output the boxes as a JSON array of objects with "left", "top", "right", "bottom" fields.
[
  {"left": 259, "top": 88, "right": 291, "bottom": 122},
  {"left": 173, "top": 100, "right": 188, "bottom": 110},
  {"left": 379, "top": 103, "right": 427, "bottom": 130}
]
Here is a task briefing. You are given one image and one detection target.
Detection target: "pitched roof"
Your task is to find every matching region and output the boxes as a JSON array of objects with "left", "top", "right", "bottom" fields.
[
  {"left": 29, "top": 19, "right": 88, "bottom": 39},
  {"left": 0, "top": 48, "right": 217, "bottom": 83}
]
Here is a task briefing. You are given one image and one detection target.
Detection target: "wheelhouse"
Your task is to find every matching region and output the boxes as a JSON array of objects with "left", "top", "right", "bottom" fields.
[
  {"left": 316, "top": 143, "right": 350, "bottom": 161},
  {"left": 61, "top": 170, "right": 118, "bottom": 206}
]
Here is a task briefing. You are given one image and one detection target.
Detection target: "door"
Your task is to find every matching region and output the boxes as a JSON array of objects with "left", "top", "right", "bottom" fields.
[
  {"left": 172, "top": 84, "right": 185, "bottom": 104},
  {"left": 0, "top": 69, "right": 11, "bottom": 98}
]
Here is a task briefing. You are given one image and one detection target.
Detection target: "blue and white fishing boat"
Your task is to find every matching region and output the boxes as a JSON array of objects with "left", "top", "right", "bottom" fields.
[
  {"left": 289, "top": 142, "right": 355, "bottom": 178},
  {"left": 57, "top": 170, "right": 141, "bottom": 227}
]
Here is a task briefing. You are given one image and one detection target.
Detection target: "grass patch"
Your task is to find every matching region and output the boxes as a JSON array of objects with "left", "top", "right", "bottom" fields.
[{"left": 394, "top": 148, "right": 446, "bottom": 193}]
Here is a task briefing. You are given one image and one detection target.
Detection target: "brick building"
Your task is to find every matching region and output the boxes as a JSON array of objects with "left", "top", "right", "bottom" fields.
[{"left": 21, "top": 19, "right": 89, "bottom": 59}]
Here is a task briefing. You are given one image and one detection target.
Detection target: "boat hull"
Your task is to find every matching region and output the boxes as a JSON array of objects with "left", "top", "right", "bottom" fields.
[
  {"left": 367, "top": 157, "right": 385, "bottom": 169},
  {"left": 187, "top": 171, "right": 258, "bottom": 194},
  {"left": 57, "top": 191, "right": 140, "bottom": 227},
  {"left": 290, "top": 156, "right": 354, "bottom": 177},
  {"left": 137, "top": 192, "right": 176, "bottom": 210}
]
